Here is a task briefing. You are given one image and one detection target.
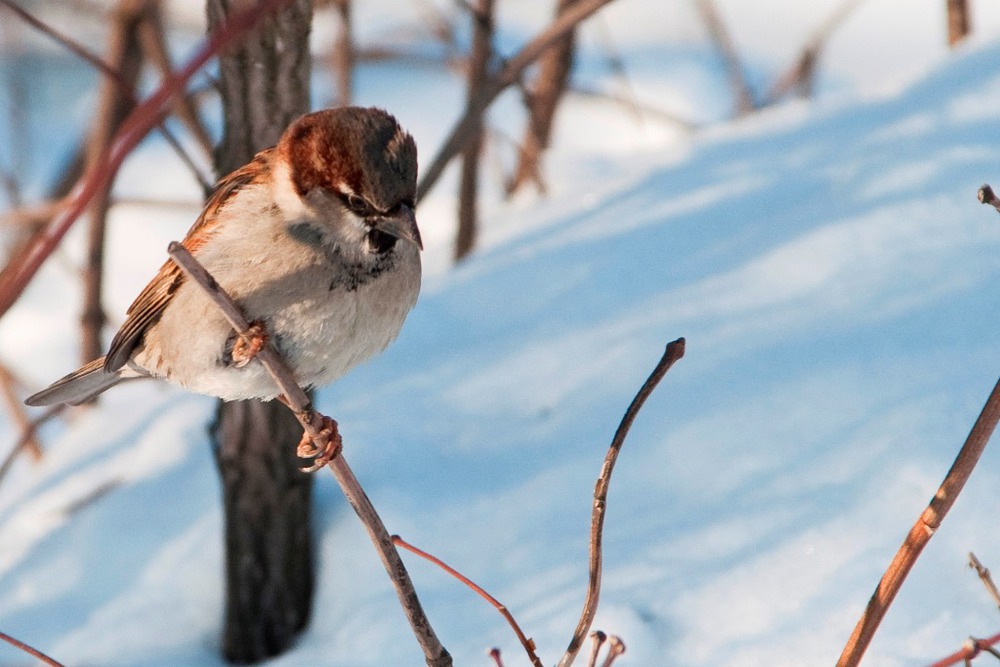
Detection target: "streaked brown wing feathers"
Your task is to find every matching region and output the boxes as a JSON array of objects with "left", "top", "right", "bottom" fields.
[{"left": 103, "top": 149, "right": 274, "bottom": 372}]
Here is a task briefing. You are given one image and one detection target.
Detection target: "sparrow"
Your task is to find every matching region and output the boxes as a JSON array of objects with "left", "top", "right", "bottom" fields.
[{"left": 26, "top": 106, "right": 422, "bottom": 413}]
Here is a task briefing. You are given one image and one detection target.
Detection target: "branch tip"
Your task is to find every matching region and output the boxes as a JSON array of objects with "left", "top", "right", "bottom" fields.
[{"left": 978, "top": 184, "right": 1000, "bottom": 214}]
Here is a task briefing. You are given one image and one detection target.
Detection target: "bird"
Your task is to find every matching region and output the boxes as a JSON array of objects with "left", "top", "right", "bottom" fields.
[{"left": 26, "top": 107, "right": 422, "bottom": 429}]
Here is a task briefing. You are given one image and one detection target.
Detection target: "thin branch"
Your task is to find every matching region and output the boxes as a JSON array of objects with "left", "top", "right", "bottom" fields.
[
  {"left": 166, "top": 243, "right": 452, "bottom": 667},
  {"left": 393, "top": 534, "right": 543, "bottom": 667},
  {"left": 978, "top": 184, "right": 1000, "bottom": 215},
  {"left": 0, "top": 0, "right": 295, "bottom": 321},
  {"left": 416, "top": 0, "right": 619, "bottom": 202},
  {"left": 599, "top": 636, "right": 626, "bottom": 667},
  {"left": 0, "top": 0, "right": 211, "bottom": 192},
  {"left": 928, "top": 632, "right": 1000, "bottom": 667},
  {"left": 837, "top": 371, "right": 1000, "bottom": 666},
  {"left": 0, "top": 630, "right": 66, "bottom": 667},
  {"left": 557, "top": 338, "right": 686, "bottom": 667},
  {"left": 763, "top": 0, "right": 866, "bottom": 104},
  {"left": 0, "top": 405, "right": 63, "bottom": 490},
  {"left": 586, "top": 630, "right": 607, "bottom": 667},
  {"left": 0, "top": 362, "right": 42, "bottom": 460},
  {"left": 695, "top": 0, "right": 754, "bottom": 116},
  {"left": 969, "top": 552, "right": 1000, "bottom": 611}
]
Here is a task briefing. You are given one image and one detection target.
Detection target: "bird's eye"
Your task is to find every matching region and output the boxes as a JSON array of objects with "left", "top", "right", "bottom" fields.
[{"left": 345, "top": 194, "right": 371, "bottom": 216}]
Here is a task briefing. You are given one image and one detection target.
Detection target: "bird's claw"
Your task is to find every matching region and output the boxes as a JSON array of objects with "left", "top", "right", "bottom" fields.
[
  {"left": 298, "top": 414, "right": 342, "bottom": 472},
  {"left": 232, "top": 321, "right": 268, "bottom": 368}
]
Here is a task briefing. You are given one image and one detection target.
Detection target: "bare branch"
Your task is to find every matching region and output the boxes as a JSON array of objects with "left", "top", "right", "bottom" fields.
[
  {"left": 600, "top": 636, "right": 626, "bottom": 667},
  {"left": 558, "top": 338, "right": 686, "bottom": 667},
  {"left": 0, "top": 362, "right": 42, "bottom": 460},
  {"left": 947, "top": 0, "right": 971, "bottom": 47},
  {"left": 837, "top": 372, "right": 1000, "bottom": 666},
  {"left": 393, "top": 534, "right": 543, "bottom": 667},
  {"left": 0, "top": 0, "right": 295, "bottom": 321},
  {"left": 166, "top": 243, "right": 452, "bottom": 667},
  {"left": 927, "top": 632, "right": 1000, "bottom": 667},
  {"left": 0, "top": 405, "right": 63, "bottom": 490},
  {"left": 0, "top": 0, "right": 211, "bottom": 192},
  {"left": 978, "top": 184, "right": 1000, "bottom": 215},
  {"left": 586, "top": 630, "right": 607, "bottom": 667},
  {"left": 969, "top": 552, "right": 1000, "bottom": 611},
  {"left": 695, "top": 0, "right": 754, "bottom": 116},
  {"left": 454, "top": 0, "right": 494, "bottom": 261},
  {"left": 0, "top": 630, "right": 66, "bottom": 667},
  {"left": 763, "top": 0, "right": 866, "bottom": 104},
  {"left": 417, "top": 0, "right": 619, "bottom": 202}
]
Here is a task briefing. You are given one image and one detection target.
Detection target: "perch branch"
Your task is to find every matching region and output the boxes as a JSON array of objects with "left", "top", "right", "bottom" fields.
[
  {"left": 0, "top": 630, "right": 65, "bottom": 667},
  {"left": 557, "top": 337, "right": 686, "bottom": 667},
  {"left": 393, "top": 534, "right": 543, "bottom": 667},
  {"left": 837, "top": 371, "right": 1000, "bottom": 666},
  {"left": 166, "top": 243, "right": 452, "bottom": 667},
  {"left": 0, "top": 0, "right": 295, "bottom": 321}
]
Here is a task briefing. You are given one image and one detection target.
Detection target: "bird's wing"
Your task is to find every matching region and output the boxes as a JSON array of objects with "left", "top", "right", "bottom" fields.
[{"left": 103, "top": 149, "right": 275, "bottom": 372}]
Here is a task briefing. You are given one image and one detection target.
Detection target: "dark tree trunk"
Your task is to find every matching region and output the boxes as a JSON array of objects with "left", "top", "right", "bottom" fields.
[
  {"left": 454, "top": 0, "right": 494, "bottom": 262},
  {"left": 204, "top": 0, "right": 314, "bottom": 662}
]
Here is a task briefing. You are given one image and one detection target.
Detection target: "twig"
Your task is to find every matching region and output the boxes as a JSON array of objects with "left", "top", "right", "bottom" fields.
[
  {"left": 0, "top": 405, "right": 64, "bottom": 490},
  {"left": 557, "top": 338, "right": 686, "bottom": 667},
  {"left": 0, "top": 0, "right": 295, "bottom": 321},
  {"left": 599, "top": 635, "right": 626, "bottom": 667},
  {"left": 837, "top": 371, "right": 1000, "bottom": 666},
  {"left": 416, "top": 0, "right": 619, "bottom": 202},
  {"left": 763, "top": 0, "right": 866, "bottom": 104},
  {"left": 0, "top": 0, "right": 211, "bottom": 192},
  {"left": 166, "top": 243, "right": 452, "bottom": 667},
  {"left": 978, "top": 184, "right": 1000, "bottom": 215},
  {"left": 586, "top": 630, "right": 607, "bottom": 667},
  {"left": 0, "top": 629, "right": 66, "bottom": 667},
  {"left": 488, "top": 647, "right": 504, "bottom": 667},
  {"left": 0, "top": 200, "right": 66, "bottom": 228},
  {"left": 695, "top": 0, "right": 754, "bottom": 116},
  {"left": 0, "top": 362, "right": 42, "bottom": 460},
  {"left": 454, "top": 0, "right": 494, "bottom": 261},
  {"left": 969, "top": 553, "right": 1000, "bottom": 611},
  {"left": 393, "top": 534, "right": 543, "bottom": 667},
  {"left": 928, "top": 632, "right": 1000, "bottom": 667}
]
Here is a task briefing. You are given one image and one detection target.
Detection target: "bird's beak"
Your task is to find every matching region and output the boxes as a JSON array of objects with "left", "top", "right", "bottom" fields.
[{"left": 374, "top": 203, "right": 423, "bottom": 251}]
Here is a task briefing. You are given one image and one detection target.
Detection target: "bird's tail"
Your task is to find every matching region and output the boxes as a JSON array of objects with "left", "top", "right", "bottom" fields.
[{"left": 25, "top": 356, "right": 132, "bottom": 406}]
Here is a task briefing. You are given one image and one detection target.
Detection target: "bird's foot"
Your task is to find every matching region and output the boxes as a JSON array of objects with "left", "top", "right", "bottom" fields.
[
  {"left": 232, "top": 321, "right": 267, "bottom": 368},
  {"left": 298, "top": 413, "right": 342, "bottom": 472}
]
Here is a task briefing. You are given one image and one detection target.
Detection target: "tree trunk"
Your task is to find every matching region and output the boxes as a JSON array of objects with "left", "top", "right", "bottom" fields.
[
  {"left": 204, "top": 0, "right": 314, "bottom": 662},
  {"left": 454, "top": 0, "right": 494, "bottom": 262},
  {"left": 507, "top": 0, "right": 578, "bottom": 197}
]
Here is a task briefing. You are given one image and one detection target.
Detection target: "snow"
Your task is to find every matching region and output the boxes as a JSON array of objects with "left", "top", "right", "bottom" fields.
[{"left": 3, "top": 2, "right": 1000, "bottom": 666}]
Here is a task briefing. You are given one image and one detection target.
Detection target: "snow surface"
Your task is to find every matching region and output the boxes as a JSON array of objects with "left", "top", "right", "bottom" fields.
[{"left": 4, "top": 2, "right": 1000, "bottom": 666}]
